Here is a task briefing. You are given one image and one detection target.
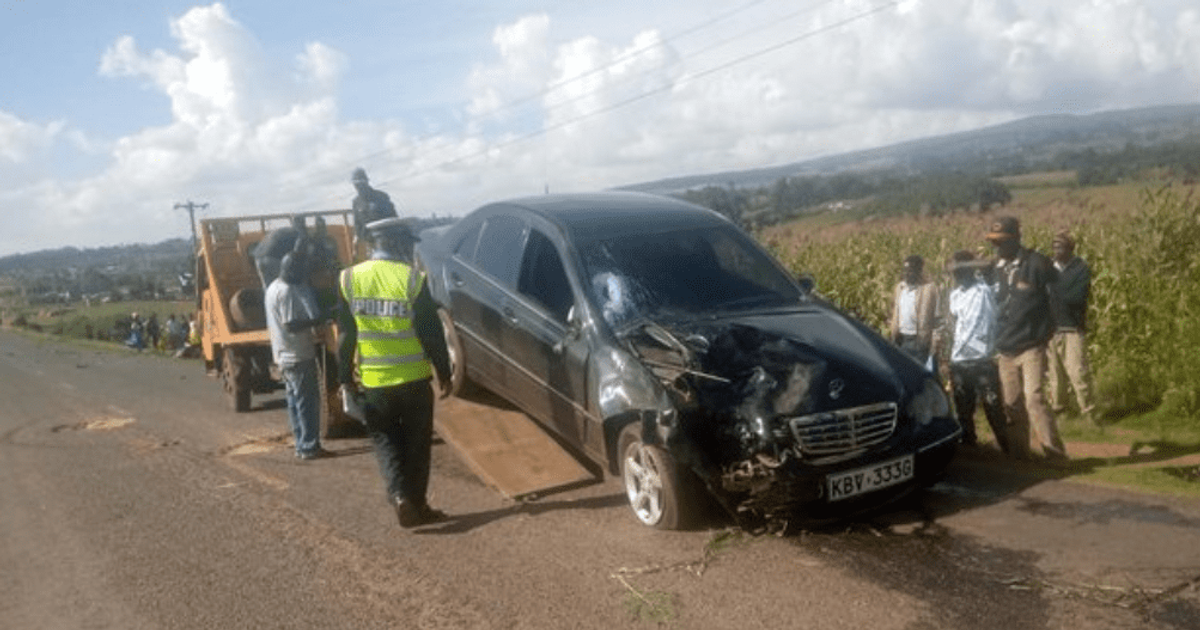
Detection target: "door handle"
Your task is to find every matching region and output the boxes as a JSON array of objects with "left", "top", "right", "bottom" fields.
[
  {"left": 502, "top": 307, "right": 519, "bottom": 325},
  {"left": 450, "top": 271, "right": 465, "bottom": 288}
]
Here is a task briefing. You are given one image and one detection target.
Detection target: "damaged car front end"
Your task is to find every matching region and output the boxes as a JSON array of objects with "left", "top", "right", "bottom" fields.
[
  {"left": 577, "top": 216, "right": 959, "bottom": 531},
  {"left": 603, "top": 314, "right": 959, "bottom": 530}
]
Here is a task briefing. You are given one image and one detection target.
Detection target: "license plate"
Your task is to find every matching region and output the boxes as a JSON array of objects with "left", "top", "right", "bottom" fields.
[{"left": 826, "top": 454, "right": 914, "bottom": 501}]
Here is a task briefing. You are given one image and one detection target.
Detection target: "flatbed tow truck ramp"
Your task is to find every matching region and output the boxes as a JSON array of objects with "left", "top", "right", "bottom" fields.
[{"left": 434, "top": 394, "right": 596, "bottom": 500}]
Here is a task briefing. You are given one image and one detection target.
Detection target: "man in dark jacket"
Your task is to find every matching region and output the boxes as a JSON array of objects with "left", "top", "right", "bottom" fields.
[
  {"left": 350, "top": 168, "right": 398, "bottom": 246},
  {"left": 1047, "top": 230, "right": 1096, "bottom": 425},
  {"left": 988, "top": 216, "right": 1065, "bottom": 461}
]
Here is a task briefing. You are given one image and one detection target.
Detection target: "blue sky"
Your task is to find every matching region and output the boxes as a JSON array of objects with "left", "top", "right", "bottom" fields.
[{"left": 2, "top": 0, "right": 1199, "bottom": 256}]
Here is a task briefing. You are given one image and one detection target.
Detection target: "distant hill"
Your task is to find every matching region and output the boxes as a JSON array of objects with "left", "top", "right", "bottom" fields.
[
  {"left": 617, "top": 103, "right": 1200, "bottom": 195},
  {"left": 0, "top": 239, "right": 192, "bottom": 276},
  {"left": 5, "top": 103, "right": 1199, "bottom": 272}
]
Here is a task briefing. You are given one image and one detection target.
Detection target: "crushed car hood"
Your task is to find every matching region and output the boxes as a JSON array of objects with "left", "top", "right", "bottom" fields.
[{"left": 621, "top": 304, "right": 920, "bottom": 415}]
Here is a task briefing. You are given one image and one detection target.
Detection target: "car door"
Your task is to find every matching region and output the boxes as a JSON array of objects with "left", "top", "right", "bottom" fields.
[
  {"left": 499, "top": 225, "right": 592, "bottom": 450},
  {"left": 445, "top": 210, "right": 526, "bottom": 400}
]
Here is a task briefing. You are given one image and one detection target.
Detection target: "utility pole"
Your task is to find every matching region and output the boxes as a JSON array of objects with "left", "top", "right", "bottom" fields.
[
  {"left": 175, "top": 199, "right": 207, "bottom": 253},
  {"left": 175, "top": 201, "right": 208, "bottom": 291}
]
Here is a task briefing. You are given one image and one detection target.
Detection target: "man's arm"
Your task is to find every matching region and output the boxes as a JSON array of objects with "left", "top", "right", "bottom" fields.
[{"left": 283, "top": 286, "right": 326, "bottom": 333}]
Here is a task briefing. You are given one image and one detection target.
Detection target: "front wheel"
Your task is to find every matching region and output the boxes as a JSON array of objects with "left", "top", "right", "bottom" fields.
[{"left": 619, "top": 424, "right": 694, "bottom": 530}]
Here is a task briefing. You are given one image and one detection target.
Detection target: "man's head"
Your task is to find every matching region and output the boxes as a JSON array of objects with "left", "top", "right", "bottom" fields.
[
  {"left": 280, "top": 251, "right": 309, "bottom": 285},
  {"left": 1051, "top": 230, "right": 1075, "bottom": 263},
  {"left": 365, "top": 217, "right": 420, "bottom": 260},
  {"left": 950, "top": 250, "right": 977, "bottom": 286},
  {"left": 986, "top": 216, "right": 1021, "bottom": 258},
  {"left": 352, "top": 167, "right": 369, "bottom": 189},
  {"left": 903, "top": 254, "right": 924, "bottom": 284}
]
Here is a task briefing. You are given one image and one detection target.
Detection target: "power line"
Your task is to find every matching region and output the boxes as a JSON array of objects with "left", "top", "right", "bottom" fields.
[
  {"left": 381, "top": 1, "right": 898, "bottom": 186},
  {"left": 287, "top": 0, "right": 896, "bottom": 213},
  {"left": 283, "top": 0, "right": 800, "bottom": 200}
]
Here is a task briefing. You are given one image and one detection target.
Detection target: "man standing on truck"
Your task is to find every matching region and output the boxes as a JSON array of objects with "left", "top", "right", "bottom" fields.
[
  {"left": 266, "top": 251, "right": 332, "bottom": 460},
  {"left": 336, "top": 217, "right": 452, "bottom": 528},
  {"left": 350, "top": 168, "right": 397, "bottom": 246}
]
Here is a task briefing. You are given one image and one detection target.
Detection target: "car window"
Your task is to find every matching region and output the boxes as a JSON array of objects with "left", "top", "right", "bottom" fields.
[
  {"left": 580, "top": 225, "right": 800, "bottom": 320},
  {"left": 474, "top": 214, "right": 525, "bottom": 288},
  {"left": 453, "top": 221, "right": 483, "bottom": 261},
  {"left": 517, "top": 229, "right": 573, "bottom": 323}
]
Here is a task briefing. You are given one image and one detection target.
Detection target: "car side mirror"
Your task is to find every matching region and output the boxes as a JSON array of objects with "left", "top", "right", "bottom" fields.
[{"left": 553, "top": 305, "right": 583, "bottom": 354}]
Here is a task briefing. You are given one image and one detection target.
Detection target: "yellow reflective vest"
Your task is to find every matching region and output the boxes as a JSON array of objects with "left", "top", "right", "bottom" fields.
[{"left": 339, "top": 259, "right": 433, "bottom": 388}]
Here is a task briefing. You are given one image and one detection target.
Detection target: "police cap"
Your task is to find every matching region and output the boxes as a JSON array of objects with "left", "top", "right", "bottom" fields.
[{"left": 365, "top": 217, "right": 420, "bottom": 241}]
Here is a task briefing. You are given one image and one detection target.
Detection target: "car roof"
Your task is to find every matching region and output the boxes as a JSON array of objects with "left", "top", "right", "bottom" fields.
[{"left": 484, "top": 191, "right": 732, "bottom": 242}]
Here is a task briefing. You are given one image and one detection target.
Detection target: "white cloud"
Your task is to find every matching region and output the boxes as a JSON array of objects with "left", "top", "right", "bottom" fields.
[
  {"left": 4, "top": 0, "right": 1200, "bottom": 257},
  {"left": 0, "top": 112, "right": 65, "bottom": 164}
]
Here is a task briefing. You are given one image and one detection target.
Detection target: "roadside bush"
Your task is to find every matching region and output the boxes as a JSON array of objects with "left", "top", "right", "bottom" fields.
[{"left": 57, "top": 315, "right": 96, "bottom": 340}]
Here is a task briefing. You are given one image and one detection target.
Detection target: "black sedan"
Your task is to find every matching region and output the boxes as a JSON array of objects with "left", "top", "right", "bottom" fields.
[{"left": 415, "top": 191, "right": 959, "bottom": 530}]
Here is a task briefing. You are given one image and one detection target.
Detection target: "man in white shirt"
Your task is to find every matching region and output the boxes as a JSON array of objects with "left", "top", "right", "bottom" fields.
[
  {"left": 946, "top": 251, "right": 1009, "bottom": 453},
  {"left": 889, "top": 255, "right": 941, "bottom": 370},
  {"left": 265, "top": 251, "right": 332, "bottom": 460}
]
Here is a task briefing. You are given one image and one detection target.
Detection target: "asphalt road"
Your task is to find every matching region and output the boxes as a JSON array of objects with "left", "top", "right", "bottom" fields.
[{"left": 2, "top": 328, "right": 1198, "bottom": 629}]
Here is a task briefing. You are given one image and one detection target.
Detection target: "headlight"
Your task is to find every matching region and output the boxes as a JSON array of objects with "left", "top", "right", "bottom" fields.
[{"left": 906, "top": 377, "right": 951, "bottom": 426}]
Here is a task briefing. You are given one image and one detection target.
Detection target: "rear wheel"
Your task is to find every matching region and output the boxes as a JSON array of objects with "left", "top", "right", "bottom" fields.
[
  {"left": 437, "top": 308, "right": 471, "bottom": 397},
  {"left": 618, "top": 424, "right": 694, "bottom": 530},
  {"left": 221, "top": 347, "right": 251, "bottom": 412}
]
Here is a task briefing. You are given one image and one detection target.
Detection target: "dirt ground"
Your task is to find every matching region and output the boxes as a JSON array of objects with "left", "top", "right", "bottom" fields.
[{"left": 3, "top": 329, "right": 1199, "bottom": 629}]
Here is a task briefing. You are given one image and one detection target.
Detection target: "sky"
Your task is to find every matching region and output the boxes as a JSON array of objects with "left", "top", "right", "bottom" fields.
[{"left": 2, "top": 0, "right": 1199, "bottom": 256}]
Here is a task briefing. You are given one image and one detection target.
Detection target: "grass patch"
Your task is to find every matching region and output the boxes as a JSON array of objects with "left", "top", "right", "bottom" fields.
[
  {"left": 1071, "top": 464, "right": 1200, "bottom": 499},
  {"left": 620, "top": 586, "right": 677, "bottom": 625}
]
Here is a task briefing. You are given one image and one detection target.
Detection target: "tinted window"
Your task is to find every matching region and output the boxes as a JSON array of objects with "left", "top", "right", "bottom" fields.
[
  {"left": 453, "top": 221, "right": 483, "bottom": 260},
  {"left": 474, "top": 214, "right": 525, "bottom": 288},
  {"left": 518, "top": 229, "right": 573, "bottom": 323}
]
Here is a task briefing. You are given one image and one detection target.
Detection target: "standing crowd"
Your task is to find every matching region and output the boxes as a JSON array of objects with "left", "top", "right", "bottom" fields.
[{"left": 890, "top": 216, "right": 1095, "bottom": 463}]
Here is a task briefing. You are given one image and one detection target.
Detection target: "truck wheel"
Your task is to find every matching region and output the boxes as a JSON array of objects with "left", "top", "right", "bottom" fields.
[
  {"left": 221, "top": 347, "right": 251, "bottom": 412},
  {"left": 438, "top": 308, "right": 471, "bottom": 397},
  {"left": 618, "top": 424, "right": 693, "bottom": 530}
]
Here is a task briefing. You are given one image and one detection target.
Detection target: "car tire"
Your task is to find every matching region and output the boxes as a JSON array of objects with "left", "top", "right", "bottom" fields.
[
  {"left": 437, "top": 308, "right": 471, "bottom": 397},
  {"left": 619, "top": 424, "right": 693, "bottom": 530}
]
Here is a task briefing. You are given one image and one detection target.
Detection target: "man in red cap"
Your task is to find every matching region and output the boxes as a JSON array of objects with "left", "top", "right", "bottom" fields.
[{"left": 987, "top": 216, "right": 1066, "bottom": 462}]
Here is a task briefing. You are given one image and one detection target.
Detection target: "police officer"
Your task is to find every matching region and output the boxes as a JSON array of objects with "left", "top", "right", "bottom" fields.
[{"left": 336, "top": 217, "right": 452, "bottom": 527}]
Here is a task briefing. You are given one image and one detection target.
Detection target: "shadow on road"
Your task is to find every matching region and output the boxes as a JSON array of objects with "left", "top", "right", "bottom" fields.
[{"left": 413, "top": 493, "right": 629, "bottom": 535}]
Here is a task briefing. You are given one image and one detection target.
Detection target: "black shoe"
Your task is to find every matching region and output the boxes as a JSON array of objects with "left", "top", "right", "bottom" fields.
[
  {"left": 296, "top": 447, "right": 334, "bottom": 460},
  {"left": 393, "top": 497, "right": 446, "bottom": 528}
]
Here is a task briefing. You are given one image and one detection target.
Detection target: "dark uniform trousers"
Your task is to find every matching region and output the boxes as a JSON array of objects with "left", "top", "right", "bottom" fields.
[{"left": 362, "top": 379, "right": 435, "bottom": 503}]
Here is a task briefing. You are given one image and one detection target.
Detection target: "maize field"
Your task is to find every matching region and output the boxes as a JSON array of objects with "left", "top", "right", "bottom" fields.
[{"left": 760, "top": 181, "right": 1200, "bottom": 427}]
